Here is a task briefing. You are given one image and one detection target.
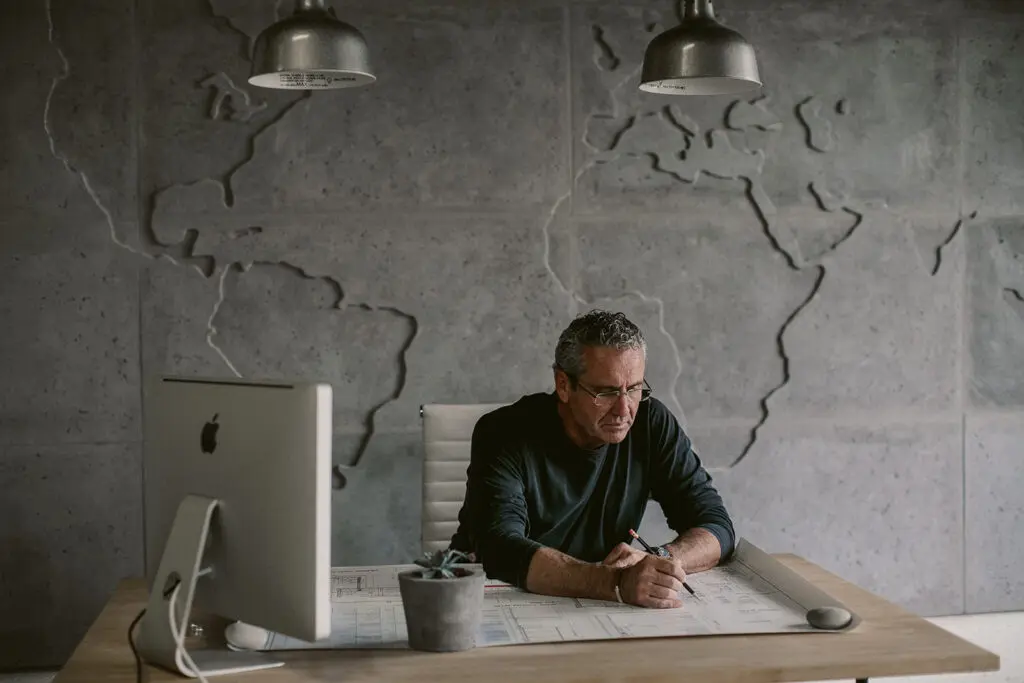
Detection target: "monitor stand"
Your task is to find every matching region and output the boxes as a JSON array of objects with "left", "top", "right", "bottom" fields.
[{"left": 136, "top": 494, "right": 285, "bottom": 678}]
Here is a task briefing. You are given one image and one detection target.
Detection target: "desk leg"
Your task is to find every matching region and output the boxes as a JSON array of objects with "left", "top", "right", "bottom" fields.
[{"left": 856, "top": 679, "right": 868, "bottom": 682}]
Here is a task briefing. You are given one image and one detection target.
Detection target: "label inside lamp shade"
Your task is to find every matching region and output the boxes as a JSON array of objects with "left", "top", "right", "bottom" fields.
[
  {"left": 639, "top": 76, "right": 760, "bottom": 96},
  {"left": 249, "top": 70, "right": 375, "bottom": 90}
]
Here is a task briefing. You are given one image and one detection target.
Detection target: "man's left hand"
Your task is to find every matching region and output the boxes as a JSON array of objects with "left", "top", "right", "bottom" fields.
[{"left": 601, "top": 542, "right": 647, "bottom": 569}]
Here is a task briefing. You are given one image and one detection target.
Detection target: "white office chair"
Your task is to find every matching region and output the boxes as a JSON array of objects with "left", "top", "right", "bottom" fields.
[{"left": 419, "top": 403, "right": 507, "bottom": 553}]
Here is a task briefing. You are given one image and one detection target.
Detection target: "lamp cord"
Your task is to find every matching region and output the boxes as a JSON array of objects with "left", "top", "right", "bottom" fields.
[{"left": 127, "top": 578, "right": 211, "bottom": 683}]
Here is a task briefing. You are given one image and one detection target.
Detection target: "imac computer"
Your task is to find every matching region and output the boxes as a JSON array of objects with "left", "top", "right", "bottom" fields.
[{"left": 138, "top": 376, "right": 333, "bottom": 678}]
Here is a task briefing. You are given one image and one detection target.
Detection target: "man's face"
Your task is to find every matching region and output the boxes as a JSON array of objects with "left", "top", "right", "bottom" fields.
[{"left": 556, "top": 345, "right": 646, "bottom": 448}]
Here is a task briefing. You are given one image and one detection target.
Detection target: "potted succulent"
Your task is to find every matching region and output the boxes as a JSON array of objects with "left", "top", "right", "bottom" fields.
[{"left": 398, "top": 548, "right": 485, "bottom": 652}]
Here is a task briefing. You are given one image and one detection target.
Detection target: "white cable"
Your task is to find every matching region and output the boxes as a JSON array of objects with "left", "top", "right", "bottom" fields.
[{"left": 168, "top": 582, "right": 211, "bottom": 683}]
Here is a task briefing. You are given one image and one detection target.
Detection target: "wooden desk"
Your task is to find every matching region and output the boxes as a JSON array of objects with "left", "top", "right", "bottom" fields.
[{"left": 53, "top": 554, "right": 998, "bottom": 683}]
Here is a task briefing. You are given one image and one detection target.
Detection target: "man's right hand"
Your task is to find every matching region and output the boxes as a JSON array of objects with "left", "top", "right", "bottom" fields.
[{"left": 617, "top": 554, "right": 686, "bottom": 608}]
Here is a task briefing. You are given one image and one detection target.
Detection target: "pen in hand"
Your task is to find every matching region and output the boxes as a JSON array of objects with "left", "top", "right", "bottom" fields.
[{"left": 629, "top": 529, "right": 698, "bottom": 598}]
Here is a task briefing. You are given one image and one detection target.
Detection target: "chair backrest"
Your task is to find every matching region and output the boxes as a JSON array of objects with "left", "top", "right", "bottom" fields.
[{"left": 420, "top": 403, "right": 507, "bottom": 553}]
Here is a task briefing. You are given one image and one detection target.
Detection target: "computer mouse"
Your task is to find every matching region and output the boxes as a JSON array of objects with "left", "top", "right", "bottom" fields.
[
  {"left": 224, "top": 621, "right": 272, "bottom": 651},
  {"left": 806, "top": 606, "right": 853, "bottom": 630}
]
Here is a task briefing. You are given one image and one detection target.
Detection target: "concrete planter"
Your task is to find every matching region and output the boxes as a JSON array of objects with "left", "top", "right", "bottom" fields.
[{"left": 398, "top": 567, "right": 485, "bottom": 652}]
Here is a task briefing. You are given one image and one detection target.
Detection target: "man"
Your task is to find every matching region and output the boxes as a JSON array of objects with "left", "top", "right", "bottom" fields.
[{"left": 449, "top": 310, "right": 735, "bottom": 609}]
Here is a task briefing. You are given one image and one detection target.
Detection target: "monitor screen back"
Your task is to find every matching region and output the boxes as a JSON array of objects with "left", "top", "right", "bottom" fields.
[{"left": 143, "top": 376, "right": 332, "bottom": 641}]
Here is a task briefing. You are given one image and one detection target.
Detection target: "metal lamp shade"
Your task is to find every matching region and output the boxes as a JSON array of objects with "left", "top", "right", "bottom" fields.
[
  {"left": 249, "top": 1, "right": 375, "bottom": 90},
  {"left": 639, "top": 0, "right": 760, "bottom": 96}
]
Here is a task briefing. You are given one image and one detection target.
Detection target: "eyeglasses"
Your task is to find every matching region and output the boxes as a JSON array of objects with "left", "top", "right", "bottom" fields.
[{"left": 573, "top": 377, "right": 653, "bottom": 408}]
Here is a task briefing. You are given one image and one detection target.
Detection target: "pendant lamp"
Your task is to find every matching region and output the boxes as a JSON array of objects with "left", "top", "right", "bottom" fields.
[
  {"left": 639, "top": 0, "right": 760, "bottom": 96},
  {"left": 249, "top": 0, "right": 375, "bottom": 90}
]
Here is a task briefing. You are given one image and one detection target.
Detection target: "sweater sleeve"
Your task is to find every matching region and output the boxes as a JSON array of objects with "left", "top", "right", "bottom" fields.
[
  {"left": 647, "top": 400, "right": 736, "bottom": 560},
  {"left": 462, "top": 414, "right": 543, "bottom": 587}
]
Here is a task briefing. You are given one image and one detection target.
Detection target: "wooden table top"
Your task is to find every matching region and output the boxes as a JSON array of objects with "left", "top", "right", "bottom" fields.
[{"left": 53, "top": 554, "right": 999, "bottom": 683}]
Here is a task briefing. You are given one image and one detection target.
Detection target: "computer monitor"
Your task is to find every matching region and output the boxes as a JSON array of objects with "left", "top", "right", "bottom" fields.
[{"left": 137, "top": 376, "right": 332, "bottom": 678}]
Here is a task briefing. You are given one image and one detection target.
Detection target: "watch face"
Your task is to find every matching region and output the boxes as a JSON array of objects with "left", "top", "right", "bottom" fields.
[{"left": 655, "top": 546, "right": 671, "bottom": 558}]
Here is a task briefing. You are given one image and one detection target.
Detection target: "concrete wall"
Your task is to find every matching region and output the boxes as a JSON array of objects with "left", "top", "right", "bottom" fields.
[{"left": 2, "top": 0, "right": 1023, "bottom": 670}]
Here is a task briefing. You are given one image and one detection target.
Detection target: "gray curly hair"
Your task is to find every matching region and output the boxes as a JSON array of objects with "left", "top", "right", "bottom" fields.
[{"left": 553, "top": 310, "right": 647, "bottom": 381}]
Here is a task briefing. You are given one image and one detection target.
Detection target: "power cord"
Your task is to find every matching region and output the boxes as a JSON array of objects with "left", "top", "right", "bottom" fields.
[
  {"left": 128, "top": 578, "right": 178, "bottom": 683},
  {"left": 127, "top": 601, "right": 148, "bottom": 683},
  {"left": 127, "top": 577, "right": 210, "bottom": 683},
  {"left": 167, "top": 581, "right": 211, "bottom": 683}
]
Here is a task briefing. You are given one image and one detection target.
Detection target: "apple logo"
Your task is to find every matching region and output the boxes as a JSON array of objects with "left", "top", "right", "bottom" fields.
[{"left": 200, "top": 414, "right": 220, "bottom": 454}]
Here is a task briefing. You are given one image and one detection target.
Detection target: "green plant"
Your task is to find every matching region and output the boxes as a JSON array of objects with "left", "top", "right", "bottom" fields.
[{"left": 414, "top": 548, "right": 471, "bottom": 579}]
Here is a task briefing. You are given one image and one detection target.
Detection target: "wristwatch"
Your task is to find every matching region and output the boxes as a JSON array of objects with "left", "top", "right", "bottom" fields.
[{"left": 654, "top": 544, "right": 672, "bottom": 558}]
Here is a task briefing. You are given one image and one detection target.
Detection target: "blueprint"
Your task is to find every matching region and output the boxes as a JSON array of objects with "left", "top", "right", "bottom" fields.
[{"left": 241, "top": 539, "right": 859, "bottom": 651}]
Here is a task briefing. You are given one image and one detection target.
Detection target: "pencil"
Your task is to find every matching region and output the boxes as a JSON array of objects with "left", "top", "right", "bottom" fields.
[{"left": 628, "top": 529, "right": 698, "bottom": 598}]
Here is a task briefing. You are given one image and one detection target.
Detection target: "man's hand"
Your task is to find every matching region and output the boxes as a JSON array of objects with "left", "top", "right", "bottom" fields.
[
  {"left": 618, "top": 554, "right": 687, "bottom": 608},
  {"left": 601, "top": 542, "right": 647, "bottom": 569}
]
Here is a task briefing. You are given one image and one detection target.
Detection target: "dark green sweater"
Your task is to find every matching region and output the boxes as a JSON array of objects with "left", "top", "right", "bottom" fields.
[{"left": 449, "top": 391, "right": 735, "bottom": 587}]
